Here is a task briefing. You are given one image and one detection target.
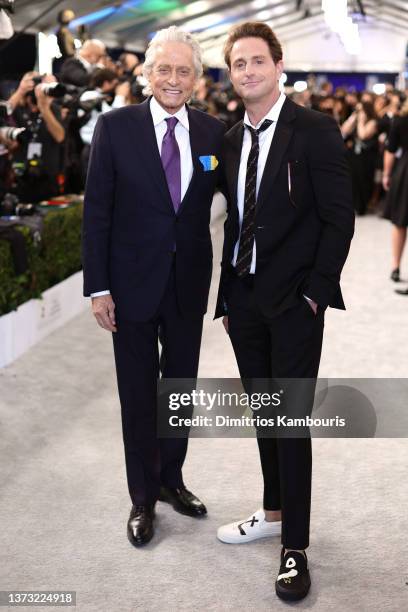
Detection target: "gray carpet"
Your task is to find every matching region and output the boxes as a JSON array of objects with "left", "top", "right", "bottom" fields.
[{"left": 0, "top": 207, "right": 407, "bottom": 612}]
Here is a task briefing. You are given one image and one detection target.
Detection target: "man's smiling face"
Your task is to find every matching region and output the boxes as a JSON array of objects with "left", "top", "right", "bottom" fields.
[
  {"left": 148, "top": 41, "right": 197, "bottom": 114},
  {"left": 229, "top": 36, "right": 283, "bottom": 105}
]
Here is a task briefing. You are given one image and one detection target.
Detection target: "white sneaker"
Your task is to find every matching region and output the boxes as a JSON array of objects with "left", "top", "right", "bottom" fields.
[{"left": 217, "top": 508, "right": 281, "bottom": 544}]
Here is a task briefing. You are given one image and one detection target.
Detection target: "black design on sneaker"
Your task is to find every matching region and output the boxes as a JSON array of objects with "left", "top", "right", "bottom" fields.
[
  {"left": 217, "top": 508, "right": 281, "bottom": 544},
  {"left": 275, "top": 547, "right": 311, "bottom": 602},
  {"left": 238, "top": 515, "right": 259, "bottom": 535}
]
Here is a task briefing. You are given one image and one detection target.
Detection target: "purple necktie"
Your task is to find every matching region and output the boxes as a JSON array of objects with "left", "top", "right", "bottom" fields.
[{"left": 161, "top": 116, "right": 181, "bottom": 212}]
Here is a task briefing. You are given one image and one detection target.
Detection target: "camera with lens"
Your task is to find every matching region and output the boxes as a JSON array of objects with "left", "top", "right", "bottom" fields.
[
  {"left": 0, "top": 192, "right": 35, "bottom": 216},
  {"left": 0, "top": 101, "right": 33, "bottom": 144},
  {"left": 0, "top": 125, "right": 31, "bottom": 144},
  {"left": 68, "top": 90, "right": 112, "bottom": 114},
  {"left": 27, "top": 78, "right": 77, "bottom": 104}
]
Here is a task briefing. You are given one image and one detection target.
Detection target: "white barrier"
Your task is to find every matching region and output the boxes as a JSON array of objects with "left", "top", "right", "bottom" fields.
[
  {"left": 0, "top": 193, "right": 227, "bottom": 369},
  {"left": 0, "top": 271, "right": 88, "bottom": 368}
]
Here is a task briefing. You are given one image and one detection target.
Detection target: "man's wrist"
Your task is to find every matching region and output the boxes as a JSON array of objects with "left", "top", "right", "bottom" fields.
[
  {"left": 90, "top": 290, "right": 111, "bottom": 298},
  {"left": 38, "top": 101, "right": 52, "bottom": 113}
]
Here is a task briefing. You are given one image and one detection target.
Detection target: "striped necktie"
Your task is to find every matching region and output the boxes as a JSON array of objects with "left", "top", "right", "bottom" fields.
[{"left": 235, "top": 119, "right": 273, "bottom": 277}]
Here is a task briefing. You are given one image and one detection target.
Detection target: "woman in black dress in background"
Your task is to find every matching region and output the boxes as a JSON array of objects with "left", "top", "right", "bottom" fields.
[
  {"left": 383, "top": 102, "right": 408, "bottom": 292},
  {"left": 341, "top": 100, "right": 378, "bottom": 215}
]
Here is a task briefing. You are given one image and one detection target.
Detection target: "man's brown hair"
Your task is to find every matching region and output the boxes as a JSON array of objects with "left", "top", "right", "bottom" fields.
[{"left": 223, "top": 22, "right": 283, "bottom": 68}]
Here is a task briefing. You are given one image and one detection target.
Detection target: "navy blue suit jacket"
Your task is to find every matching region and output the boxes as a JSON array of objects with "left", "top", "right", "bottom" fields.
[{"left": 82, "top": 99, "right": 225, "bottom": 321}]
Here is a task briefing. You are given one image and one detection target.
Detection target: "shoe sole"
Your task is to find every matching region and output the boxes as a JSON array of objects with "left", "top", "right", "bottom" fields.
[
  {"left": 275, "top": 582, "right": 310, "bottom": 601},
  {"left": 217, "top": 530, "right": 280, "bottom": 544},
  {"left": 159, "top": 496, "right": 207, "bottom": 517}
]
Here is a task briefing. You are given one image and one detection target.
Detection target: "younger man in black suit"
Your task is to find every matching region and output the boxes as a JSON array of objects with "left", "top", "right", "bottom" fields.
[{"left": 215, "top": 22, "right": 354, "bottom": 602}]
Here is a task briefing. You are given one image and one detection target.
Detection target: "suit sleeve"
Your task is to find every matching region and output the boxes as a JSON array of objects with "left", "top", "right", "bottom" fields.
[
  {"left": 214, "top": 140, "right": 233, "bottom": 319},
  {"left": 82, "top": 113, "right": 115, "bottom": 297},
  {"left": 306, "top": 114, "right": 355, "bottom": 309},
  {"left": 216, "top": 129, "right": 229, "bottom": 199}
]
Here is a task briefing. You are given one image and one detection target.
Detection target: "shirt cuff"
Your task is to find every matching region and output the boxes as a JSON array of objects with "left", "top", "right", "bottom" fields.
[{"left": 90, "top": 290, "right": 110, "bottom": 297}]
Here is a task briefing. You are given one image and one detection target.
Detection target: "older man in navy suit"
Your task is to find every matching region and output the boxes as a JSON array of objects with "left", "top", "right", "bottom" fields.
[{"left": 82, "top": 26, "right": 225, "bottom": 547}]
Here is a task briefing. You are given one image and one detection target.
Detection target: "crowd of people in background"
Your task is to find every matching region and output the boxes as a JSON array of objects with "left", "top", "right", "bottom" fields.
[
  {"left": 1, "top": 37, "right": 408, "bottom": 286},
  {"left": 292, "top": 83, "right": 408, "bottom": 289}
]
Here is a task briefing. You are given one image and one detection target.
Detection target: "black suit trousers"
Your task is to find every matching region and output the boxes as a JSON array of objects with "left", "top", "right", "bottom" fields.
[
  {"left": 112, "top": 260, "right": 204, "bottom": 505},
  {"left": 227, "top": 272, "right": 325, "bottom": 550}
]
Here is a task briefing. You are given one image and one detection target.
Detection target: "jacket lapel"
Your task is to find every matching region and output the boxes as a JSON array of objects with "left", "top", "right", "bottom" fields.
[
  {"left": 225, "top": 121, "right": 244, "bottom": 209},
  {"left": 255, "top": 97, "right": 296, "bottom": 213},
  {"left": 177, "top": 105, "right": 201, "bottom": 215},
  {"left": 129, "top": 99, "right": 175, "bottom": 213}
]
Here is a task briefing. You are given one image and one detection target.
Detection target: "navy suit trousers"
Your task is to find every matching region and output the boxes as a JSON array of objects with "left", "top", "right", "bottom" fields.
[{"left": 112, "top": 260, "right": 204, "bottom": 505}]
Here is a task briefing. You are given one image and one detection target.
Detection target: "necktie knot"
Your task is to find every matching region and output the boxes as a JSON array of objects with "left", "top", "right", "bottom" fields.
[
  {"left": 165, "top": 116, "right": 178, "bottom": 133},
  {"left": 247, "top": 119, "right": 273, "bottom": 144}
]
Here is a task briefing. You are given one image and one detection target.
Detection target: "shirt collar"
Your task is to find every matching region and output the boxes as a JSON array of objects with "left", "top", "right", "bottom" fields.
[
  {"left": 150, "top": 96, "right": 189, "bottom": 131},
  {"left": 78, "top": 55, "right": 92, "bottom": 72},
  {"left": 244, "top": 92, "right": 286, "bottom": 130}
]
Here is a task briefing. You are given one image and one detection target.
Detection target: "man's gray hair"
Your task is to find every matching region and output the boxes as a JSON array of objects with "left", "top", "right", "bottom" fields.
[
  {"left": 81, "top": 39, "right": 106, "bottom": 52},
  {"left": 142, "top": 26, "right": 203, "bottom": 96}
]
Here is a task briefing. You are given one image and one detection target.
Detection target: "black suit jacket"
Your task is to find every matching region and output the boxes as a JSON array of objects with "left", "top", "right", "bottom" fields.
[
  {"left": 215, "top": 97, "right": 355, "bottom": 319},
  {"left": 82, "top": 99, "right": 225, "bottom": 322},
  {"left": 59, "top": 57, "right": 90, "bottom": 87}
]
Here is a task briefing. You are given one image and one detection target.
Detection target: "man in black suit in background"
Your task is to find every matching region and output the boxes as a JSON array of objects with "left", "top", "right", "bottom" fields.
[
  {"left": 215, "top": 23, "right": 354, "bottom": 602},
  {"left": 82, "top": 26, "right": 224, "bottom": 547},
  {"left": 59, "top": 39, "right": 107, "bottom": 87}
]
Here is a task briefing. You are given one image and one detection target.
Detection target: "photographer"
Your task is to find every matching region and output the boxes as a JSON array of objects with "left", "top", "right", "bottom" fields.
[
  {"left": 117, "top": 52, "right": 140, "bottom": 76},
  {"left": 116, "top": 52, "right": 147, "bottom": 105},
  {"left": 78, "top": 68, "right": 129, "bottom": 181},
  {"left": 7, "top": 71, "right": 66, "bottom": 203}
]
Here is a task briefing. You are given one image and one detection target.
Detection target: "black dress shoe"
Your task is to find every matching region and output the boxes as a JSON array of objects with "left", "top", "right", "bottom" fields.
[
  {"left": 159, "top": 486, "right": 207, "bottom": 517},
  {"left": 395, "top": 288, "right": 408, "bottom": 295},
  {"left": 275, "top": 547, "right": 311, "bottom": 602},
  {"left": 127, "top": 504, "right": 155, "bottom": 547},
  {"left": 391, "top": 268, "right": 400, "bottom": 282}
]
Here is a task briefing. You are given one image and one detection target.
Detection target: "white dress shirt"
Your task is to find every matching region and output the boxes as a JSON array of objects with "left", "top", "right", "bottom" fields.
[
  {"left": 232, "top": 92, "right": 286, "bottom": 273},
  {"left": 79, "top": 89, "right": 127, "bottom": 145},
  {"left": 90, "top": 97, "right": 193, "bottom": 298}
]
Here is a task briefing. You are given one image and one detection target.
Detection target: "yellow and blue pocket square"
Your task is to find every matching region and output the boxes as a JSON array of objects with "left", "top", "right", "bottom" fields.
[{"left": 199, "top": 155, "right": 219, "bottom": 171}]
